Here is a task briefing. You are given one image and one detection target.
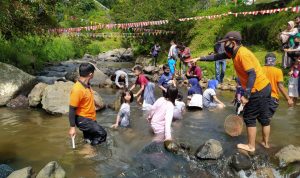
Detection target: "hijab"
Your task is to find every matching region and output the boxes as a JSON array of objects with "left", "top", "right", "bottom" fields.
[
  {"left": 208, "top": 79, "right": 219, "bottom": 90},
  {"left": 188, "top": 78, "right": 202, "bottom": 95}
]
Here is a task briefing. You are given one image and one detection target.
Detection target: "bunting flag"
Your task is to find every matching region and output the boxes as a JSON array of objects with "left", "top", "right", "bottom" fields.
[
  {"left": 63, "top": 31, "right": 176, "bottom": 38},
  {"left": 49, "top": 5, "right": 300, "bottom": 34}
]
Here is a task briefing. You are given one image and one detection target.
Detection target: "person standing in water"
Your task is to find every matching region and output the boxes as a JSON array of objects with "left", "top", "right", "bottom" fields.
[
  {"left": 68, "top": 63, "right": 107, "bottom": 146},
  {"left": 190, "top": 31, "right": 271, "bottom": 152}
]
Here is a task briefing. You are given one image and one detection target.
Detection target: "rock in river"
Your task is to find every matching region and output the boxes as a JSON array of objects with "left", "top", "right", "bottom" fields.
[
  {"left": 275, "top": 145, "right": 300, "bottom": 167},
  {"left": 0, "top": 62, "right": 36, "bottom": 106},
  {"left": 230, "top": 152, "right": 252, "bottom": 171},
  {"left": 6, "top": 95, "right": 29, "bottom": 109},
  {"left": 28, "top": 83, "right": 48, "bottom": 107},
  {"left": 195, "top": 139, "right": 223, "bottom": 160},
  {"left": 7, "top": 167, "right": 34, "bottom": 178},
  {"left": 0, "top": 164, "right": 14, "bottom": 178},
  {"left": 41, "top": 81, "right": 74, "bottom": 114},
  {"left": 36, "top": 161, "right": 65, "bottom": 178}
]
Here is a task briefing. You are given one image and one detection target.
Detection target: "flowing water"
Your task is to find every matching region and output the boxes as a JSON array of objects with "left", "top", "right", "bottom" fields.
[{"left": 0, "top": 88, "right": 299, "bottom": 177}]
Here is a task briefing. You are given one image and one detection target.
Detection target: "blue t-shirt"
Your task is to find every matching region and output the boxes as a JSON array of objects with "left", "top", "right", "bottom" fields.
[
  {"left": 158, "top": 72, "right": 173, "bottom": 88},
  {"left": 168, "top": 59, "right": 176, "bottom": 74}
]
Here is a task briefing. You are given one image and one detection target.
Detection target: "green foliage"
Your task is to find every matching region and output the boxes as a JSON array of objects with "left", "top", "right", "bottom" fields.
[
  {"left": 86, "top": 38, "right": 122, "bottom": 55},
  {"left": 42, "top": 36, "right": 75, "bottom": 62}
]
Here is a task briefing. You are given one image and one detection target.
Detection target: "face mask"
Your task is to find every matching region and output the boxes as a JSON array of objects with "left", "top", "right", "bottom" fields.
[
  {"left": 224, "top": 42, "right": 235, "bottom": 57},
  {"left": 295, "top": 42, "right": 300, "bottom": 46}
]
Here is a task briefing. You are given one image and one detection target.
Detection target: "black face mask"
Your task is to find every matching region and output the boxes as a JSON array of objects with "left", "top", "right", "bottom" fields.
[
  {"left": 295, "top": 42, "right": 300, "bottom": 46},
  {"left": 224, "top": 42, "right": 235, "bottom": 57}
]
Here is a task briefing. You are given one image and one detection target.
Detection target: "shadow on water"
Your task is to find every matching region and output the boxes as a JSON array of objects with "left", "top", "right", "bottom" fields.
[{"left": 0, "top": 88, "right": 299, "bottom": 177}]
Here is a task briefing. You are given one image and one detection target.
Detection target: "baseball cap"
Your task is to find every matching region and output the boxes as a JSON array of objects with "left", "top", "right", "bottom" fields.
[
  {"left": 218, "top": 31, "right": 242, "bottom": 43},
  {"left": 265, "top": 52, "right": 276, "bottom": 66}
]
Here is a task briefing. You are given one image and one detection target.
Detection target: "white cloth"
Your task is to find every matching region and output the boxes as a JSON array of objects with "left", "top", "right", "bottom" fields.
[
  {"left": 188, "top": 94, "right": 203, "bottom": 108},
  {"left": 288, "top": 77, "right": 299, "bottom": 97},
  {"left": 173, "top": 100, "right": 185, "bottom": 120},
  {"left": 168, "top": 44, "right": 177, "bottom": 59}
]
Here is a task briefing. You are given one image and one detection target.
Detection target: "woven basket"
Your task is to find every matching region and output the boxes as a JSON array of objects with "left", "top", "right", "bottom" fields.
[{"left": 224, "top": 114, "right": 244, "bottom": 137}]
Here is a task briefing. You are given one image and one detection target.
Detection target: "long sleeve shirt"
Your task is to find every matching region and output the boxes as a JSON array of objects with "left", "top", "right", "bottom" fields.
[
  {"left": 149, "top": 97, "right": 174, "bottom": 140},
  {"left": 115, "top": 70, "right": 128, "bottom": 88}
]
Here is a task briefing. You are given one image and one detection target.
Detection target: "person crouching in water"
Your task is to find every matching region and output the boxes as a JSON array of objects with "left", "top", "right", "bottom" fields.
[
  {"left": 147, "top": 86, "right": 178, "bottom": 141},
  {"left": 187, "top": 78, "right": 203, "bottom": 109},
  {"left": 111, "top": 70, "right": 129, "bottom": 89},
  {"left": 130, "top": 65, "right": 155, "bottom": 109},
  {"left": 173, "top": 92, "right": 186, "bottom": 120},
  {"left": 111, "top": 89, "right": 134, "bottom": 128},
  {"left": 203, "top": 79, "right": 225, "bottom": 109},
  {"left": 158, "top": 64, "right": 176, "bottom": 96},
  {"left": 68, "top": 63, "right": 107, "bottom": 146}
]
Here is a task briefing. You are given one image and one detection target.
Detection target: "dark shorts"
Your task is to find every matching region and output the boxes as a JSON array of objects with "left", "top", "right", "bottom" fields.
[
  {"left": 269, "top": 97, "right": 279, "bottom": 118},
  {"left": 243, "top": 84, "right": 272, "bottom": 127}
]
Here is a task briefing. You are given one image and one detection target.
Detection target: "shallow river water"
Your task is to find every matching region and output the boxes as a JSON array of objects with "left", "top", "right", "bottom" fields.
[{"left": 0, "top": 88, "right": 299, "bottom": 177}]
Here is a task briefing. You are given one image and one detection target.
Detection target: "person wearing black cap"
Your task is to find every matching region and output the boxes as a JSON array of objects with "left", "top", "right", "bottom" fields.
[
  {"left": 189, "top": 31, "right": 271, "bottom": 152},
  {"left": 262, "top": 53, "right": 293, "bottom": 148}
]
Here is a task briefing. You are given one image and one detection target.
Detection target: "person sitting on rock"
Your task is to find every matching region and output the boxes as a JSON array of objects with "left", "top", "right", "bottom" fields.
[
  {"left": 186, "top": 60, "right": 202, "bottom": 81},
  {"left": 187, "top": 78, "right": 203, "bottom": 109},
  {"left": 148, "top": 85, "right": 178, "bottom": 141},
  {"left": 68, "top": 63, "right": 107, "bottom": 146},
  {"left": 158, "top": 64, "right": 176, "bottom": 96},
  {"left": 130, "top": 65, "right": 155, "bottom": 109},
  {"left": 202, "top": 79, "right": 225, "bottom": 109},
  {"left": 111, "top": 89, "right": 134, "bottom": 128},
  {"left": 280, "top": 21, "right": 298, "bottom": 48},
  {"left": 111, "top": 70, "right": 129, "bottom": 89}
]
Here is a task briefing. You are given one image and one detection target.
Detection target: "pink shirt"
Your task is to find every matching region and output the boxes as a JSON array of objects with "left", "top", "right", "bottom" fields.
[{"left": 149, "top": 97, "right": 174, "bottom": 140}]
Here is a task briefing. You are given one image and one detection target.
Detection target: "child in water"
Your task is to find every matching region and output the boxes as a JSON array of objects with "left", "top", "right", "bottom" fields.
[
  {"left": 173, "top": 92, "right": 186, "bottom": 120},
  {"left": 187, "top": 78, "right": 203, "bottom": 108},
  {"left": 148, "top": 86, "right": 178, "bottom": 141},
  {"left": 130, "top": 65, "right": 155, "bottom": 109},
  {"left": 158, "top": 64, "right": 176, "bottom": 96},
  {"left": 288, "top": 56, "right": 300, "bottom": 105},
  {"left": 202, "top": 79, "right": 225, "bottom": 109},
  {"left": 111, "top": 89, "right": 134, "bottom": 128}
]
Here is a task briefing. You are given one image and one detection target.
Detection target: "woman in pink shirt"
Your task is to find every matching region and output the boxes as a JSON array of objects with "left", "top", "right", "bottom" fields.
[{"left": 147, "top": 86, "right": 178, "bottom": 141}]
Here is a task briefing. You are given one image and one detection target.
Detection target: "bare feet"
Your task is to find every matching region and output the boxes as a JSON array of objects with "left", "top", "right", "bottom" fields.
[
  {"left": 237, "top": 143, "right": 255, "bottom": 152},
  {"left": 260, "top": 141, "right": 270, "bottom": 149}
]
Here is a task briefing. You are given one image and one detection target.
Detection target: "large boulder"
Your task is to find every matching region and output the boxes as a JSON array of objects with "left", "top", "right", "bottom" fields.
[
  {"left": 7, "top": 167, "right": 34, "bottom": 178},
  {"left": 195, "top": 139, "right": 223, "bottom": 160},
  {"left": 135, "top": 56, "right": 152, "bottom": 66},
  {"left": 28, "top": 83, "right": 48, "bottom": 107},
  {"left": 275, "top": 145, "right": 300, "bottom": 167},
  {"left": 143, "top": 66, "right": 160, "bottom": 74},
  {"left": 94, "top": 91, "right": 105, "bottom": 110},
  {"left": 36, "top": 161, "right": 65, "bottom": 178},
  {"left": 6, "top": 95, "right": 29, "bottom": 109},
  {"left": 0, "top": 62, "right": 36, "bottom": 106},
  {"left": 97, "top": 48, "right": 133, "bottom": 62},
  {"left": 0, "top": 164, "right": 14, "bottom": 178},
  {"left": 230, "top": 152, "right": 252, "bottom": 171},
  {"left": 90, "top": 69, "right": 108, "bottom": 87},
  {"left": 41, "top": 81, "right": 74, "bottom": 114}
]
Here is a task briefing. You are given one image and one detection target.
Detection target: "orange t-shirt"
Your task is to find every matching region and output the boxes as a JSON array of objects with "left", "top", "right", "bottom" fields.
[
  {"left": 262, "top": 66, "right": 284, "bottom": 100},
  {"left": 233, "top": 46, "right": 270, "bottom": 92},
  {"left": 69, "top": 81, "right": 96, "bottom": 120}
]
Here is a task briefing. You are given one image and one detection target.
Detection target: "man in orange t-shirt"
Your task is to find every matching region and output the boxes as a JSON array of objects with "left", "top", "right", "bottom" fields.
[
  {"left": 69, "top": 63, "right": 107, "bottom": 146},
  {"left": 262, "top": 52, "right": 293, "bottom": 115},
  {"left": 190, "top": 31, "right": 272, "bottom": 152}
]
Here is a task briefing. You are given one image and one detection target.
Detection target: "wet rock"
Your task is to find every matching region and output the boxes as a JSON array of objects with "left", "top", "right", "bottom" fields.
[
  {"left": 94, "top": 91, "right": 105, "bottom": 111},
  {"left": 230, "top": 152, "right": 252, "bottom": 171},
  {"left": 41, "top": 81, "right": 74, "bottom": 114},
  {"left": 256, "top": 168, "right": 275, "bottom": 178},
  {"left": 143, "top": 66, "right": 159, "bottom": 74},
  {"left": 0, "top": 164, "right": 14, "bottom": 178},
  {"left": 28, "top": 83, "right": 48, "bottom": 107},
  {"left": 275, "top": 145, "right": 300, "bottom": 167},
  {"left": 82, "top": 53, "right": 94, "bottom": 61},
  {"left": 6, "top": 95, "right": 29, "bottom": 108},
  {"left": 36, "top": 161, "right": 65, "bottom": 178},
  {"left": 230, "top": 86, "right": 236, "bottom": 91},
  {"left": 7, "top": 167, "right": 34, "bottom": 178},
  {"left": 0, "top": 62, "right": 36, "bottom": 106},
  {"left": 37, "top": 76, "right": 66, "bottom": 85},
  {"left": 108, "top": 94, "right": 121, "bottom": 111},
  {"left": 90, "top": 68, "right": 108, "bottom": 87},
  {"left": 104, "top": 78, "right": 113, "bottom": 88},
  {"left": 135, "top": 56, "right": 152, "bottom": 66},
  {"left": 97, "top": 48, "right": 133, "bottom": 62},
  {"left": 220, "top": 84, "right": 230, "bottom": 90},
  {"left": 164, "top": 140, "right": 179, "bottom": 154},
  {"left": 195, "top": 139, "right": 223, "bottom": 160},
  {"left": 65, "top": 70, "right": 79, "bottom": 82}
]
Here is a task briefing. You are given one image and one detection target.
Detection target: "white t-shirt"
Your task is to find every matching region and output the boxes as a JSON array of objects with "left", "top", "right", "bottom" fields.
[{"left": 173, "top": 100, "right": 185, "bottom": 119}]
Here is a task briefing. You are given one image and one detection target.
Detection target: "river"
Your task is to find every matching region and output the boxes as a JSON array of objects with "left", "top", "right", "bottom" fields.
[{"left": 0, "top": 88, "right": 299, "bottom": 177}]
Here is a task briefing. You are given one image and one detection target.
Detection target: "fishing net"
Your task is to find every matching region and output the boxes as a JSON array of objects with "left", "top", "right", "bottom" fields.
[{"left": 224, "top": 114, "right": 243, "bottom": 137}]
